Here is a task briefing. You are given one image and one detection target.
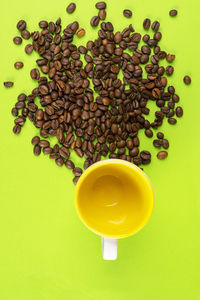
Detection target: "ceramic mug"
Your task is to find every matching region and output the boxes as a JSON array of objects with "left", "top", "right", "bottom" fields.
[{"left": 74, "top": 159, "right": 154, "bottom": 260}]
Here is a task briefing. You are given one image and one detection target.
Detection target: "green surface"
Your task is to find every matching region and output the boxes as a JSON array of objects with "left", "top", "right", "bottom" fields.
[{"left": 0, "top": 0, "right": 200, "bottom": 299}]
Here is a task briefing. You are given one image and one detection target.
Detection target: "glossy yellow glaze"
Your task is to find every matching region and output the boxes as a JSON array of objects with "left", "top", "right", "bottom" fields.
[{"left": 75, "top": 159, "right": 154, "bottom": 238}]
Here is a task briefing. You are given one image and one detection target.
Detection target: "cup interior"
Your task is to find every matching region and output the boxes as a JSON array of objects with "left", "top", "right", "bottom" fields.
[{"left": 75, "top": 160, "right": 154, "bottom": 238}]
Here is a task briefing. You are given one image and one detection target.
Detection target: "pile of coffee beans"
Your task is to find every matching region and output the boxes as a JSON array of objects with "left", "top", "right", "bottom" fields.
[{"left": 7, "top": 2, "right": 190, "bottom": 184}]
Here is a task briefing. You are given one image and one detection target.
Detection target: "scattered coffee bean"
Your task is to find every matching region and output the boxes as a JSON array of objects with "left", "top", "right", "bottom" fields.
[
  {"left": 56, "top": 157, "right": 64, "bottom": 166},
  {"left": 11, "top": 107, "right": 18, "bottom": 117},
  {"left": 14, "top": 62, "right": 24, "bottom": 69},
  {"left": 13, "top": 124, "right": 21, "bottom": 134},
  {"left": 183, "top": 76, "right": 191, "bottom": 85},
  {"left": 169, "top": 9, "right": 178, "bottom": 16},
  {"left": 65, "top": 160, "right": 75, "bottom": 170},
  {"left": 145, "top": 129, "right": 153, "bottom": 138},
  {"left": 17, "top": 20, "right": 26, "bottom": 31},
  {"left": 98, "top": 9, "right": 106, "bottom": 20},
  {"left": 162, "top": 139, "right": 169, "bottom": 149},
  {"left": 157, "top": 151, "right": 168, "bottom": 160},
  {"left": 33, "top": 145, "right": 41, "bottom": 156},
  {"left": 90, "top": 16, "right": 100, "bottom": 27},
  {"left": 157, "top": 132, "right": 164, "bottom": 139},
  {"left": 153, "top": 139, "right": 162, "bottom": 148},
  {"left": 76, "top": 28, "right": 85, "bottom": 37},
  {"left": 166, "top": 54, "right": 175, "bottom": 62},
  {"left": 31, "top": 136, "right": 40, "bottom": 145},
  {"left": 143, "top": 18, "right": 151, "bottom": 30},
  {"left": 151, "top": 21, "right": 160, "bottom": 32},
  {"left": 13, "top": 36, "right": 22, "bottom": 45},
  {"left": 30, "top": 68, "right": 40, "bottom": 80},
  {"left": 4, "top": 81, "right": 14, "bottom": 88},
  {"left": 123, "top": 9, "right": 132, "bottom": 18},
  {"left": 66, "top": 3, "right": 76, "bottom": 13},
  {"left": 176, "top": 106, "right": 183, "bottom": 117},
  {"left": 166, "top": 65, "right": 174, "bottom": 76},
  {"left": 168, "top": 118, "right": 177, "bottom": 125},
  {"left": 21, "top": 30, "right": 30, "bottom": 40},
  {"left": 73, "top": 176, "right": 80, "bottom": 185},
  {"left": 25, "top": 44, "right": 33, "bottom": 54},
  {"left": 95, "top": 2, "right": 106, "bottom": 9},
  {"left": 73, "top": 167, "right": 83, "bottom": 177}
]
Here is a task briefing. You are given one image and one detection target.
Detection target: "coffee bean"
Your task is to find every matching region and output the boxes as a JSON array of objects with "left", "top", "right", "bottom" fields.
[
  {"left": 151, "top": 21, "right": 160, "bottom": 32},
  {"left": 76, "top": 28, "right": 85, "bottom": 37},
  {"left": 84, "top": 159, "right": 91, "bottom": 170},
  {"left": 4, "top": 81, "right": 14, "bottom": 88},
  {"left": 176, "top": 106, "right": 183, "bottom": 117},
  {"left": 157, "top": 151, "right": 168, "bottom": 159},
  {"left": 143, "top": 34, "right": 150, "bottom": 42},
  {"left": 31, "top": 136, "right": 40, "bottom": 145},
  {"left": 43, "top": 147, "right": 53, "bottom": 154},
  {"left": 73, "top": 176, "right": 80, "bottom": 185},
  {"left": 90, "top": 16, "right": 100, "bottom": 27},
  {"left": 161, "top": 139, "right": 169, "bottom": 149},
  {"left": 73, "top": 167, "right": 83, "bottom": 176},
  {"left": 39, "top": 21, "right": 48, "bottom": 28},
  {"left": 166, "top": 65, "right": 174, "bottom": 76},
  {"left": 140, "top": 150, "right": 151, "bottom": 160},
  {"left": 157, "top": 132, "right": 164, "bottom": 139},
  {"left": 166, "top": 54, "right": 175, "bottom": 62},
  {"left": 14, "top": 62, "right": 24, "bottom": 69},
  {"left": 145, "top": 129, "right": 153, "bottom": 138},
  {"left": 183, "top": 76, "right": 191, "bottom": 85},
  {"left": 13, "top": 36, "right": 22, "bottom": 45},
  {"left": 21, "top": 30, "right": 30, "bottom": 39},
  {"left": 17, "top": 20, "right": 26, "bottom": 31},
  {"left": 168, "top": 118, "right": 177, "bottom": 125},
  {"left": 123, "top": 9, "right": 132, "bottom": 18},
  {"left": 11, "top": 107, "right": 18, "bottom": 117},
  {"left": 39, "top": 140, "right": 50, "bottom": 148},
  {"left": 96, "top": 2, "right": 106, "bottom": 9},
  {"left": 169, "top": 9, "right": 178, "bottom": 16},
  {"left": 33, "top": 145, "right": 41, "bottom": 156},
  {"left": 66, "top": 2, "right": 76, "bottom": 13},
  {"left": 55, "top": 157, "right": 64, "bottom": 166},
  {"left": 143, "top": 18, "right": 151, "bottom": 30},
  {"left": 98, "top": 9, "right": 106, "bottom": 20},
  {"left": 25, "top": 44, "right": 33, "bottom": 54},
  {"left": 65, "top": 160, "right": 75, "bottom": 169},
  {"left": 30, "top": 68, "right": 40, "bottom": 80},
  {"left": 13, "top": 124, "right": 21, "bottom": 134},
  {"left": 153, "top": 139, "right": 162, "bottom": 148}
]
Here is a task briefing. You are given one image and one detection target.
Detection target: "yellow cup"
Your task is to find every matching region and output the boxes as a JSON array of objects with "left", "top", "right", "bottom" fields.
[{"left": 75, "top": 159, "right": 154, "bottom": 260}]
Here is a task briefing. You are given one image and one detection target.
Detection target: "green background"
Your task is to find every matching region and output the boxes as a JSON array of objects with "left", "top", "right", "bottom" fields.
[{"left": 0, "top": 0, "right": 200, "bottom": 299}]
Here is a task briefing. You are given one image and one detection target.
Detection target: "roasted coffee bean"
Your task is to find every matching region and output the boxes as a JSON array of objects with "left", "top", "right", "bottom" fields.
[
  {"left": 43, "top": 147, "right": 53, "bottom": 154},
  {"left": 157, "top": 132, "right": 164, "bottom": 139},
  {"left": 168, "top": 118, "right": 177, "bottom": 125},
  {"left": 176, "top": 106, "right": 183, "bottom": 117},
  {"left": 66, "top": 2, "right": 76, "bottom": 13},
  {"left": 73, "top": 167, "right": 83, "bottom": 176},
  {"left": 14, "top": 61, "right": 24, "bottom": 69},
  {"left": 39, "top": 140, "right": 50, "bottom": 148},
  {"left": 145, "top": 129, "right": 153, "bottom": 138},
  {"left": 65, "top": 160, "right": 74, "bottom": 170},
  {"left": 96, "top": 1, "right": 106, "bottom": 9},
  {"left": 13, "top": 36, "right": 22, "bottom": 45},
  {"left": 21, "top": 30, "right": 30, "bottom": 39},
  {"left": 169, "top": 9, "right": 178, "bottom": 16},
  {"left": 13, "top": 124, "right": 21, "bottom": 134},
  {"left": 90, "top": 16, "right": 100, "bottom": 27},
  {"left": 143, "top": 18, "right": 151, "bottom": 29},
  {"left": 56, "top": 157, "right": 64, "bottom": 166},
  {"left": 143, "top": 34, "right": 150, "bottom": 42},
  {"left": 183, "top": 76, "right": 191, "bottom": 85},
  {"left": 140, "top": 150, "right": 151, "bottom": 160},
  {"left": 30, "top": 68, "right": 40, "bottom": 80},
  {"left": 11, "top": 107, "right": 18, "bottom": 116},
  {"left": 76, "top": 28, "right": 85, "bottom": 37},
  {"left": 33, "top": 145, "right": 41, "bottom": 156},
  {"left": 153, "top": 139, "right": 162, "bottom": 148},
  {"left": 4, "top": 81, "right": 14, "bottom": 87},
  {"left": 151, "top": 21, "right": 160, "bottom": 32},
  {"left": 84, "top": 159, "right": 91, "bottom": 170},
  {"left": 98, "top": 9, "right": 106, "bottom": 20},
  {"left": 73, "top": 176, "right": 80, "bottom": 185},
  {"left": 166, "top": 65, "right": 174, "bottom": 76},
  {"left": 25, "top": 44, "right": 33, "bottom": 54},
  {"left": 162, "top": 139, "right": 169, "bottom": 149},
  {"left": 31, "top": 136, "right": 40, "bottom": 145},
  {"left": 17, "top": 20, "right": 26, "bottom": 31},
  {"left": 157, "top": 151, "right": 168, "bottom": 159},
  {"left": 123, "top": 9, "right": 132, "bottom": 18},
  {"left": 166, "top": 54, "right": 175, "bottom": 62}
]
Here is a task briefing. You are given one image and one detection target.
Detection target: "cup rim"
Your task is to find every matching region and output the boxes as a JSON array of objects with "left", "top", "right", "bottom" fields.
[{"left": 74, "top": 159, "right": 154, "bottom": 239}]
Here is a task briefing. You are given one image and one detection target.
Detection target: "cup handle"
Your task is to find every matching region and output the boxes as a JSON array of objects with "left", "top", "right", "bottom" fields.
[{"left": 102, "top": 237, "right": 118, "bottom": 260}]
